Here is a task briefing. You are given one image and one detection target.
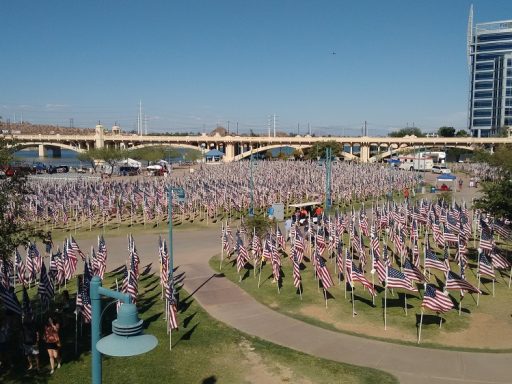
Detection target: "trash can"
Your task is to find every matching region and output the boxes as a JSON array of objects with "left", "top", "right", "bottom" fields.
[{"left": 430, "top": 186, "right": 436, "bottom": 193}]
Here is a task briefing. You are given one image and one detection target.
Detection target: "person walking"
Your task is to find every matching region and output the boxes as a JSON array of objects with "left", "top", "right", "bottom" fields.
[
  {"left": 43, "top": 315, "right": 62, "bottom": 374},
  {"left": 22, "top": 319, "right": 40, "bottom": 372}
]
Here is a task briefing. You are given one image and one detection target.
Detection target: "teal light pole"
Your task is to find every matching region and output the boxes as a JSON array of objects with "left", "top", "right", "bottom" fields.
[
  {"left": 167, "top": 186, "right": 186, "bottom": 279},
  {"left": 91, "top": 276, "right": 158, "bottom": 384},
  {"left": 325, "top": 147, "right": 332, "bottom": 212}
]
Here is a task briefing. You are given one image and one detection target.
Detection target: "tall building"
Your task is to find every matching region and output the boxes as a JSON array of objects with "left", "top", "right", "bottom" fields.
[{"left": 468, "top": 6, "right": 512, "bottom": 137}]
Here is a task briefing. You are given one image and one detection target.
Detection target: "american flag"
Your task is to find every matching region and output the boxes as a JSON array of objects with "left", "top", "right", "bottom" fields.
[
  {"left": 443, "top": 225, "right": 458, "bottom": 244},
  {"left": 22, "top": 285, "right": 33, "bottom": 320},
  {"left": 403, "top": 258, "right": 426, "bottom": 282},
  {"left": 422, "top": 284, "right": 453, "bottom": 313},
  {"left": 489, "top": 252, "right": 511, "bottom": 270},
  {"left": 38, "top": 262, "right": 54, "bottom": 310},
  {"left": 315, "top": 254, "right": 333, "bottom": 289},
  {"left": 479, "top": 220, "right": 494, "bottom": 251},
  {"left": 425, "top": 246, "right": 449, "bottom": 273},
  {"left": 95, "top": 235, "right": 108, "bottom": 279},
  {"left": 292, "top": 254, "right": 301, "bottom": 288},
  {"left": 386, "top": 266, "right": 417, "bottom": 291},
  {"left": 315, "top": 229, "right": 327, "bottom": 255},
  {"left": 372, "top": 251, "right": 387, "bottom": 284},
  {"left": 64, "top": 239, "right": 77, "bottom": 280},
  {"left": 445, "top": 271, "right": 481, "bottom": 294},
  {"left": 251, "top": 231, "right": 262, "bottom": 259},
  {"left": 128, "top": 234, "right": 140, "bottom": 278},
  {"left": 351, "top": 261, "right": 376, "bottom": 296},
  {"left": 294, "top": 230, "right": 305, "bottom": 263},
  {"left": 478, "top": 252, "right": 495, "bottom": 278},
  {"left": 70, "top": 236, "right": 86, "bottom": 261},
  {"left": 236, "top": 235, "right": 250, "bottom": 273},
  {"left": 15, "top": 249, "right": 26, "bottom": 285},
  {"left": 80, "top": 262, "right": 93, "bottom": 323},
  {"left": 0, "top": 285, "right": 21, "bottom": 315},
  {"left": 166, "top": 275, "right": 179, "bottom": 331}
]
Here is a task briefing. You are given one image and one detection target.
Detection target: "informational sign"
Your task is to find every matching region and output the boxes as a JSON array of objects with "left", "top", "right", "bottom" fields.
[{"left": 272, "top": 203, "right": 285, "bottom": 221}]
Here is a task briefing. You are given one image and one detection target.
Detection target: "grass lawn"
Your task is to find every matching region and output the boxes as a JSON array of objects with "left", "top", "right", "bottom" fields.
[
  {"left": 210, "top": 236, "right": 512, "bottom": 351},
  {"left": 0, "top": 270, "right": 397, "bottom": 384}
]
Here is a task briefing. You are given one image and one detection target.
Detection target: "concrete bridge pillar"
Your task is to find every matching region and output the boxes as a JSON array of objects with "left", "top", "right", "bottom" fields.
[
  {"left": 224, "top": 143, "right": 235, "bottom": 162},
  {"left": 38, "top": 144, "right": 46, "bottom": 157},
  {"left": 95, "top": 124, "right": 105, "bottom": 149},
  {"left": 360, "top": 144, "right": 370, "bottom": 163}
]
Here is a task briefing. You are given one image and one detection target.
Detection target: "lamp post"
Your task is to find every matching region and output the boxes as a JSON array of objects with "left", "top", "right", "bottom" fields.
[
  {"left": 325, "top": 147, "right": 332, "bottom": 212},
  {"left": 167, "top": 186, "right": 186, "bottom": 279},
  {"left": 91, "top": 276, "right": 158, "bottom": 384},
  {"left": 249, "top": 152, "right": 255, "bottom": 217}
]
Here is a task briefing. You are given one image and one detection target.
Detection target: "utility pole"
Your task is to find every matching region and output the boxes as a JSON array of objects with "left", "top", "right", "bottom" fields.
[
  {"left": 297, "top": 122, "right": 300, "bottom": 135},
  {"left": 236, "top": 121, "right": 239, "bottom": 135},
  {"left": 273, "top": 114, "right": 276, "bottom": 137},
  {"left": 267, "top": 116, "right": 271, "bottom": 137}
]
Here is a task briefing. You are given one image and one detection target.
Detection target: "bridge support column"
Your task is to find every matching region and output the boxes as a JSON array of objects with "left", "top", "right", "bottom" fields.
[
  {"left": 38, "top": 144, "right": 46, "bottom": 157},
  {"left": 224, "top": 143, "right": 235, "bottom": 162},
  {"left": 360, "top": 144, "right": 370, "bottom": 163}
]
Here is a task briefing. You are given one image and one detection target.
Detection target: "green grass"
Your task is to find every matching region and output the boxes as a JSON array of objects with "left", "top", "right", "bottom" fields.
[
  {"left": 1, "top": 271, "right": 397, "bottom": 384},
  {"left": 210, "top": 239, "right": 512, "bottom": 352}
]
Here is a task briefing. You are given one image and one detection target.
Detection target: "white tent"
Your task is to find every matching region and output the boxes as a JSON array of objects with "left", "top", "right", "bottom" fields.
[{"left": 118, "top": 158, "right": 142, "bottom": 168}]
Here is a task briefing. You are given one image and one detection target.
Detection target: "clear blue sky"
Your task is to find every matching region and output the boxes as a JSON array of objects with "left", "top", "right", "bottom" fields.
[{"left": 1, "top": 0, "right": 512, "bottom": 136}]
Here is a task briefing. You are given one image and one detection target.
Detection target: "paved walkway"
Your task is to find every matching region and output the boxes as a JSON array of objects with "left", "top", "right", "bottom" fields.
[{"left": 75, "top": 220, "right": 511, "bottom": 384}]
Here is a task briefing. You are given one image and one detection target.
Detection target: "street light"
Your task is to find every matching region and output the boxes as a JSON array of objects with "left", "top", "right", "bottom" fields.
[
  {"left": 168, "top": 186, "right": 186, "bottom": 279},
  {"left": 91, "top": 276, "right": 158, "bottom": 384},
  {"left": 249, "top": 152, "right": 256, "bottom": 216}
]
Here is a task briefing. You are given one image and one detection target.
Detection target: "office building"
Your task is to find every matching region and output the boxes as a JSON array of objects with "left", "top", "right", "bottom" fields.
[{"left": 468, "top": 7, "right": 512, "bottom": 137}]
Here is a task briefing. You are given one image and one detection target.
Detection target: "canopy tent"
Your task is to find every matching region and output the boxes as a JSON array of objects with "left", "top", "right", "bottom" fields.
[
  {"left": 435, "top": 173, "right": 456, "bottom": 191},
  {"left": 289, "top": 201, "right": 322, "bottom": 209},
  {"left": 118, "top": 158, "right": 142, "bottom": 168},
  {"left": 436, "top": 174, "right": 456, "bottom": 182},
  {"left": 204, "top": 149, "right": 224, "bottom": 163}
]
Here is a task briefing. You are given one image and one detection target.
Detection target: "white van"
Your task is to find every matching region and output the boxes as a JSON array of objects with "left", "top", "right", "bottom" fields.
[{"left": 432, "top": 165, "right": 451, "bottom": 174}]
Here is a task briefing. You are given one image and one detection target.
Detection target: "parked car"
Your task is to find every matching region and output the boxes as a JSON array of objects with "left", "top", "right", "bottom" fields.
[
  {"left": 48, "top": 165, "right": 70, "bottom": 174},
  {"left": 432, "top": 165, "right": 451, "bottom": 174},
  {"left": 32, "top": 162, "right": 48, "bottom": 174}
]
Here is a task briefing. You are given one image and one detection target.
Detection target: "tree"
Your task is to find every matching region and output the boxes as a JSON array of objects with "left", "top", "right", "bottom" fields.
[
  {"left": 474, "top": 180, "right": 512, "bottom": 221},
  {"left": 437, "top": 126, "right": 455, "bottom": 137},
  {"left": 303, "top": 141, "right": 343, "bottom": 160},
  {"left": 473, "top": 144, "right": 512, "bottom": 220},
  {"left": 388, "top": 127, "right": 424, "bottom": 137},
  {"left": 79, "top": 147, "right": 127, "bottom": 174},
  {"left": 0, "top": 138, "right": 46, "bottom": 262},
  {"left": 77, "top": 150, "right": 98, "bottom": 171},
  {"left": 183, "top": 148, "right": 202, "bottom": 162},
  {"left": 455, "top": 129, "right": 469, "bottom": 137}
]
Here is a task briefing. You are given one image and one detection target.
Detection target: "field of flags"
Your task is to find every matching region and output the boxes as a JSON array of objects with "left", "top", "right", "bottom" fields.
[
  {"left": 19, "top": 161, "right": 420, "bottom": 230},
  {"left": 219, "top": 199, "right": 511, "bottom": 344},
  {"left": 0, "top": 233, "right": 180, "bottom": 351}
]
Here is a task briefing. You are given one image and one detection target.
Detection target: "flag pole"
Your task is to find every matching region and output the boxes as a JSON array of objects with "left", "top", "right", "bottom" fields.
[
  {"left": 324, "top": 288, "right": 328, "bottom": 309},
  {"left": 417, "top": 309, "right": 424, "bottom": 344},
  {"left": 458, "top": 293, "right": 463, "bottom": 316},
  {"left": 351, "top": 285, "right": 355, "bottom": 316},
  {"left": 508, "top": 266, "right": 511, "bottom": 289},
  {"left": 299, "top": 283, "right": 303, "bottom": 301},
  {"left": 476, "top": 274, "right": 481, "bottom": 307},
  {"left": 257, "top": 258, "right": 263, "bottom": 288},
  {"left": 220, "top": 223, "right": 224, "bottom": 271},
  {"left": 384, "top": 283, "right": 387, "bottom": 330},
  {"left": 404, "top": 293, "right": 408, "bottom": 316},
  {"left": 492, "top": 278, "right": 495, "bottom": 297}
]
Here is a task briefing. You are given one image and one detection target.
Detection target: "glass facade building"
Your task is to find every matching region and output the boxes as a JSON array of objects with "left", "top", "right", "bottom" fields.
[{"left": 468, "top": 17, "right": 512, "bottom": 137}]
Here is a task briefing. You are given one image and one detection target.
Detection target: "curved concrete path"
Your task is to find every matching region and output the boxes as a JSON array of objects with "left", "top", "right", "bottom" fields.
[{"left": 77, "top": 225, "right": 511, "bottom": 384}]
